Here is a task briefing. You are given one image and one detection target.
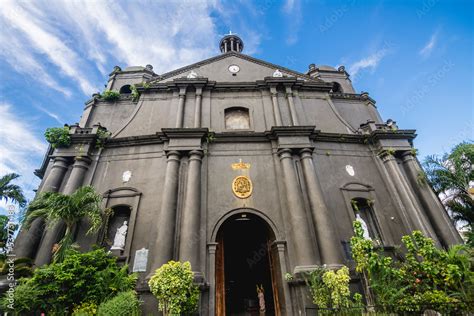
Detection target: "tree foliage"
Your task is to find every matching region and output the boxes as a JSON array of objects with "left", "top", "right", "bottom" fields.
[
  {"left": 45, "top": 126, "right": 71, "bottom": 148},
  {"left": 0, "top": 248, "right": 137, "bottom": 314},
  {"left": 423, "top": 142, "right": 474, "bottom": 244},
  {"left": 148, "top": 261, "right": 199, "bottom": 315},
  {"left": 96, "top": 290, "right": 141, "bottom": 316},
  {"left": 23, "top": 185, "right": 103, "bottom": 262},
  {"left": 350, "top": 220, "right": 474, "bottom": 313},
  {"left": 0, "top": 173, "right": 26, "bottom": 207},
  {"left": 306, "top": 266, "right": 362, "bottom": 313}
]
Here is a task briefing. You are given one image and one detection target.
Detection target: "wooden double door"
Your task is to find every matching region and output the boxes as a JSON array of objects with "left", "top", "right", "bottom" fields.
[{"left": 215, "top": 214, "right": 281, "bottom": 316}]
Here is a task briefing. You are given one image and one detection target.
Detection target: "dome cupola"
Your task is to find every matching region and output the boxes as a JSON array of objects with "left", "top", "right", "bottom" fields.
[{"left": 220, "top": 32, "right": 244, "bottom": 53}]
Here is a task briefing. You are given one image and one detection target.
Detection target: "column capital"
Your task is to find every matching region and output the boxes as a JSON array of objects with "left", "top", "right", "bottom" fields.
[
  {"left": 299, "top": 148, "right": 314, "bottom": 158},
  {"left": 400, "top": 150, "right": 416, "bottom": 162},
  {"left": 178, "top": 86, "right": 187, "bottom": 96},
  {"left": 72, "top": 156, "right": 92, "bottom": 168},
  {"left": 51, "top": 157, "right": 69, "bottom": 169},
  {"left": 277, "top": 148, "right": 293, "bottom": 159},
  {"left": 207, "top": 242, "right": 218, "bottom": 254},
  {"left": 166, "top": 150, "right": 181, "bottom": 161},
  {"left": 189, "top": 150, "right": 204, "bottom": 161}
]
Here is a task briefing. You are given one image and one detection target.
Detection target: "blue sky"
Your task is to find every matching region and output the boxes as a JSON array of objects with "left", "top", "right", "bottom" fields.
[{"left": 0, "top": 0, "right": 473, "bottom": 204}]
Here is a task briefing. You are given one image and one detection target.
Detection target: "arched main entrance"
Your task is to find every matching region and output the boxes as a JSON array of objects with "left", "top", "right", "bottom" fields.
[{"left": 215, "top": 212, "right": 280, "bottom": 315}]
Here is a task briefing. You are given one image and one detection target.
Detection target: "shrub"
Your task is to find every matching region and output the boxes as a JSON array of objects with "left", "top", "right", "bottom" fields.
[
  {"left": 95, "top": 128, "right": 111, "bottom": 149},
  {"left": 73, "top": 302, "right": 98, "bottom": 315},
  {"left": 45, "top": 126, "right": 71, "bottom": 148},
  {"left": 306, "top": 266, "right": 362, "bottom": 313},
  {"left": 0, "top": 248, "right": 137, "bottom": 314},
  {"left": 350, "top": 221, "right": 474, "bottom": 313},
  {"left": 101, "top": 90, "right": 120, "bottom": 101},
  {"left": 148, "top": 261, "right": 199, "bottom": 315},
  {"left": 97, "top": 290, "right": 141, "bottom": 316}
]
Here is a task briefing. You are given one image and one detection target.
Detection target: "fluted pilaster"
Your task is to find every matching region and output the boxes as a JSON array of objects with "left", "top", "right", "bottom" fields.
[
  {"left": 285, "top": 86, "right": 299, "bottom": 125},
  {"left": 175, "top": 87, "right": 187, "bottom": 128},
  {"left": 148, "top": 151, "right": 181, "bottom": 276},
  {"left": 381, "top": 153, "right": 437, "bottom": 240},
  {"left": 278, "top": 149, "right": 315, "bottom": 270},
  {"left": 270, "top": 87, "right": 282, "bottom": 126},
  {"left": 179, "top": 150, "right": 203, "bottom": 274},
  {"left": 15, "top": 157, "right": 69, "bottom": 259},
  {"left": 300, "top": 148, "right": 343, "bottom": 266},
  {"left": 401, "top": 152, "right": 462, "bottom": 246},
  {"left": 194, "top": 88, "right": 203, "bottom": 128},
  {"left": 35, "top": 156, "right": 91, "bottom": 266}
]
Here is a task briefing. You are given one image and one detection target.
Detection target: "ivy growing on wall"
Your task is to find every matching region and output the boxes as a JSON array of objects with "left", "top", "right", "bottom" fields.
[{"left": 45, "top": 126, "right": 71, "bottom": 148}]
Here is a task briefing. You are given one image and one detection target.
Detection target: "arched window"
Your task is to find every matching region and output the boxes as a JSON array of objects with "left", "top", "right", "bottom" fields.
[
  {"left": 119, "top": 84, "right": 132, "bottom": 94},
  {"left": 332, "top": 82, "right": 343, "bottom": 93},
  {"left": 225, "top": 107, "right": 250, "bottom": 130},
  {"left": 350, "top": 198, "right": 381, "bottom": 241}
]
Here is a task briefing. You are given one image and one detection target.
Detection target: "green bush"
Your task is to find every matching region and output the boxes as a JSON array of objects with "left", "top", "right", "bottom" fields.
[
  {"left": 101, "top": 90, "right": 120, "bottom": 101},
  {"left": 0, "top": 248, "right": 137, "bottom": 314},
  {"left": 45, "top": 126, "right": 71, "bottom": 148},
  {"left": 97, "top": 291, "right": 141, "bottom": 316},
  {"left": 72, "top": 302, "right": 98, "bottom": 315},
  {"left": 350, "top": 221, "right": 474, "bottom": 313},
  {"left": 148, "top": 261, "right": 199, "bottom": 315}
]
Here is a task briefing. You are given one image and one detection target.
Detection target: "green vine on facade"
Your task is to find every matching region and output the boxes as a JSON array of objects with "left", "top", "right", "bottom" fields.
[
  {"left": 130, "top": 84, "right": 140, "bottom": 102},
  {"left": 45, "top": 126, "right": 71, "bottom": 148},
  {"left": 95, "top": 128, "right": 112, "bottom": 149},
  {"left": 101, "top": 90, "right": 121, "bottom": 101}
]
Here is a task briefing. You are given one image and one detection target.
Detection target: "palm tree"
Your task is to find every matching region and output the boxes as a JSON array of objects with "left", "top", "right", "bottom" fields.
[
  {"left": 0, "top": 173, "right": 26, "bottom": 207},
  {"left": 424, "top": 142, "right": 474, "bottom": 244},
  {"left": 23, "top": 185, "right": 103, "bottom": 262}
]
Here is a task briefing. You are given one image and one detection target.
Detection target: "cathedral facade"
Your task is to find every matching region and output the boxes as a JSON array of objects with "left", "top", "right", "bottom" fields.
[{"left": 15, "top": 35, "right": 461, "bottom": 315}]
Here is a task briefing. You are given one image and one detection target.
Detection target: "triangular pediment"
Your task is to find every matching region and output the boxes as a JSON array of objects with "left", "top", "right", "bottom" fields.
[{"left": 152, "top": 52, "right": 319, "bottom": 83}]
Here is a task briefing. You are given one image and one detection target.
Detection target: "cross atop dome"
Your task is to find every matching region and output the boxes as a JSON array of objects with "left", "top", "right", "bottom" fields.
[{"left": 220, "top": 33, "right": 244, "bottom": 53}]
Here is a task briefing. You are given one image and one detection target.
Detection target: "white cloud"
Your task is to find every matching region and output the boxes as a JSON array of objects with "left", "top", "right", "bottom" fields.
[
  {"left": 349, "top": 45, "right": 391, "bottom": 80},
  {"left": 34, "top": 105, "right": 63, "bottom": 125},
  {"left": 0, "top": 0, "right": 222, "bottom": 97},
  {"left": 0, "top": 103, "right": 47, "bottom": 200},
  {"left": 281, "top": 0, "right": 302, "bottom": 45},
  {"left": 419, "top": 32, "right": 438, "bottom": 58},
  {"left": 0, "top": 0, "right": 97, "bottom": 95}
]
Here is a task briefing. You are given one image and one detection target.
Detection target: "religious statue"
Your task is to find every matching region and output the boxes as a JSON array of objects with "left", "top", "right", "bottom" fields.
[
  {"left": 111, "top": 221, "right": 128, "bottom": 250},
  {"left": 272, "top": 69, "right": 283, "bottom": 77},
  {"left": 256, "top": 284, "right": 265, "bottom": 313},
  {"left": 355, "top": 213, "right": 372, "bottom": 240},
  {"left": 187, "top": 70, "right": 198, "bottom": 79}
]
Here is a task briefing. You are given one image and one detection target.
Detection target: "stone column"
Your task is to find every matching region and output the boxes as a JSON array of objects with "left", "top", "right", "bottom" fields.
[
  {"left": 401, "top": 152, "right": 462, "bottom": 246},
  {"left": 35, "top": 156, "right": 91, "bottom": 266},
  {"left": 278, "top": 149, "right": 315, "bottom": 271},
  {"left": 175, "top": 87, "right": 187, "bottom": 128},
  {"left": 381, "top": 154, "right": 437, "bottom": 240},
  {"left": 15, "top": 157, "right": 69, "bottom": 259},
  {"left": 270, "top": 87, "right": 283, "bottom": 126},
  {"left": 207, "top": 243, "right": 218, "bottom": 316},
  {"left": 179, "top": 150, "right": 203, "bottom": 275},
  {"left": 148, "top": 151, "right": 181, "bottom": 276},
  {"left": 194, "top": 88, "right": 203, "bottom": 128},
  {"left": 300, "top": 149, "right": 343, "bottom": 266},
  {"left": 285, "top": 86, "right": 299, "bottom": 126}
]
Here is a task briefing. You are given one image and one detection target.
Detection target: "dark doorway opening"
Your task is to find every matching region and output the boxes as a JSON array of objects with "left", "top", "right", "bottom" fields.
[{"left": 217, "top": 213, "right": 277, "bottom": 315}]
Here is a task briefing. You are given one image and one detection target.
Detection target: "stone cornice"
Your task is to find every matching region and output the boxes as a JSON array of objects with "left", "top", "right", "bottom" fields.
[
  {"left": 330, "top": 92, "right": 376, "bottom": 104},
  {"left": 369, "top": 129, "right": 417, "bottom": 141}
]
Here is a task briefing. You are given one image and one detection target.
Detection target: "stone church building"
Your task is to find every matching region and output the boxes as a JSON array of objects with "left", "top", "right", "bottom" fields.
[{"left": 15, "top": 34, "right": 461, "bottom": 315}]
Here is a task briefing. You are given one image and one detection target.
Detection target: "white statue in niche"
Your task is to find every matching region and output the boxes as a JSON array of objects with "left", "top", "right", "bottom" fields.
[
  {"left": 187, "top": 70, "right": 198, "bottom": 79},
  {"left": 345, "top": 165, "right": 355, "bottom": 176},
  {"left": 355, "top": 214, "right": 372, "bottom": 240},
  {"left": 111, "top": 221, "right": 128, "bottom": 250},
  {"left": 122, "top": 170, "right": 132, "bottom": 183},
  {"left": 272, "top": 69, "right": 283, "bottom": 77}
]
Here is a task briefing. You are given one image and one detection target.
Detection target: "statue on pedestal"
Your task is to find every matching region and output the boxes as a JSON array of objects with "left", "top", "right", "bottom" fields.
[
  {"left": 256, "top": 284, "right": 265, "bottom": 313},
  {"left": 355, "top": 213, "right": 372, "bottom": 240},
  {"left": 111, "top": 221, "right": 128, "bottom": 250}
]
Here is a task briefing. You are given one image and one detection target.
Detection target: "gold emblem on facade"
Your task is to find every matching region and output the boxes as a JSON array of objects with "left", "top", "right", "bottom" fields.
[
  {"left": 232, "top": 175, "right": 253, "bottom": 199},
  {"left": 231, "top": 159, "right": 251, "bottom": 170}
]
